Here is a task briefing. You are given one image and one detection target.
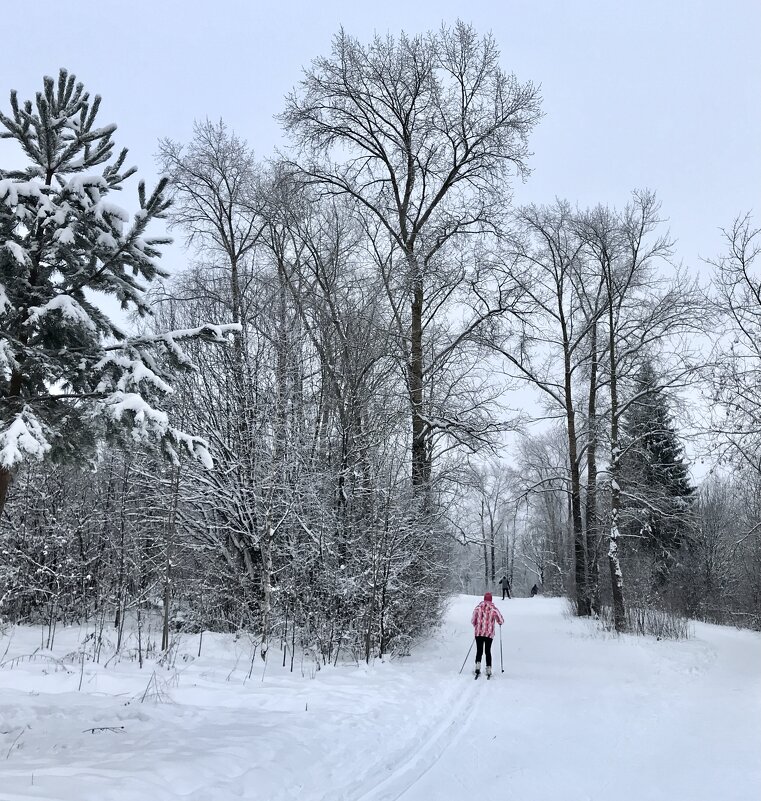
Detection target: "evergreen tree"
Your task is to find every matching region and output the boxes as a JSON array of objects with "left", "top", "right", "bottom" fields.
[
  {"left": 620, "top": 360, "right": 695, "bottom": 583},
  {"left": 0, "top": 69, "right": 237, "bottom": 517}
]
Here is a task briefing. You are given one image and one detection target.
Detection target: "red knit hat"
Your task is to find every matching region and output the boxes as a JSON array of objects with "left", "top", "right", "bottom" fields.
[{"left": 484, "top": 592, "right": 493, "bottom": 602}]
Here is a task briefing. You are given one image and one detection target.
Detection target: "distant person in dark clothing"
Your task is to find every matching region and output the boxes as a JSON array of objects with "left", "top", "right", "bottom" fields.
[
  {"left": 499, "top": 575, "right": 511, "bottom": 600},
  {"left": 530, "top": 584, "right": 539, "bottom": 597}
]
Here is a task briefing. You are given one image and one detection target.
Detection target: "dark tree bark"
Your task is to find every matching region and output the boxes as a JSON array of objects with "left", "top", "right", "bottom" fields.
[{"left": 0, "top": 468, "right": 11, "bottom": 522}]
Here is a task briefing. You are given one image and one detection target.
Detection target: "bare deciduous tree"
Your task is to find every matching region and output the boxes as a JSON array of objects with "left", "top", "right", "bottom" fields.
[
  {"left": 578, "top": 190, "right": 700, "bottom": 631},
  {"left": 709, "top": 214, "right": 761, "bottom": 476},
  {"left": 488, "top": 200, "right": 603, "bottom": 614},
  {"left": 281, "top": 22, "right": 542, "bottom": 495}
]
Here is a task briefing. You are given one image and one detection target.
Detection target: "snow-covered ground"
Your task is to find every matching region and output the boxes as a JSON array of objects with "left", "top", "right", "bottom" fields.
[{"left": 1, "top": 596, "right": 759, "bottom": 801}]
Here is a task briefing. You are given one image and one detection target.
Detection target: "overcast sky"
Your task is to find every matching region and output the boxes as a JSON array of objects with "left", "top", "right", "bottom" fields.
[{"left": 2, "top": 0, "right": 759, "bottom": 277}]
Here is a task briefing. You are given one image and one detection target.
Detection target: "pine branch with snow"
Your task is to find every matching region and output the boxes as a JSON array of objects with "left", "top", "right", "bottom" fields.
[{"left": 0, "top": 70, "right": 238, "bottom": 510}]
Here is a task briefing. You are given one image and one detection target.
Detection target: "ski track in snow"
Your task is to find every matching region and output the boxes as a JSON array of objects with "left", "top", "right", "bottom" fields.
[
  {"left": 351, "top": 671, "right": 481, "bottom": 801},
  {"left": 1, "top": 596, "right": 760, "bottom": 800}
]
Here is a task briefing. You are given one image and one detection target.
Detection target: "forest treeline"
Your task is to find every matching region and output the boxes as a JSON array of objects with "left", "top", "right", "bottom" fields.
[{"left": 2, "top": 24, "right": 760, "bottom": 665}]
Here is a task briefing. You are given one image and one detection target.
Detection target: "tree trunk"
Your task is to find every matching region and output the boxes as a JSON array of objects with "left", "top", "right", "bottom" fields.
[
  {"left": 161, "top": 466, "right": 180, "bottom": 652},
  {"left": 408, "top": 258, "right": 430, "bottom": 494},
  {"left": 489, "top": 525, "right": 496, "bottom": 586},
  {"left": 161, "top": 548, "right": 171, "bottom": 652},
  {"left": 365, "top": 578, "right": 376, "bottom": 663},
  {"left": 0, "top": 467, "right": 12, "bottom": 522},
  {"left": 557, "top": 292, "right": 590, "bottom": 615},
  {"left": 565, "top": 384, "right": 589, "bottom": 616},
  {"left": 260, "top": 523, "right": 275, "bottom": 658},
  {"left": 482, "top": 502, "right": 489, "bottom": 590},
  {"left": 585, "top": 320, "right": 601, "bottom": 614},
  {"left": 607, "top": 300, "right": 626, "bottom": 632},
  {"left": 114, "top": 455, "right": 130, "bottom": 641},
  {"left": 0, "top": 366, "right": 26, "bottom": 521}
]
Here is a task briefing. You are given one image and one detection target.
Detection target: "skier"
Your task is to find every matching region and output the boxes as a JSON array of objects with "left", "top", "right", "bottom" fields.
[
  {"left": 499, "top": 575, "right": 511, "bottom": 600},
  {"left": 471, "top": 592, "right": 504, "bottom": 679}
]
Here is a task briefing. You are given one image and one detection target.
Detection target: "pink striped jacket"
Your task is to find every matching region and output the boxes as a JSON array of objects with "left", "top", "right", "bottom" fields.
[{"left": 471, "top": 600, "right": 504, "bottom": 638}]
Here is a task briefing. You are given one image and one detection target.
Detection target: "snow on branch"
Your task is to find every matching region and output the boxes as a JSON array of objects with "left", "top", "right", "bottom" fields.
[
  {"left": 103, "top": 323, "right": 242, "bottom": 371},
  {"left": 159, "top": 323, "right": 243, "bottom": 343},
  {"left": 3, "top": 240, "right": 28, "bottom": 267},
  {"left": 167, "top": 429, "right": 214, "bottom": 470},
  {"left": 94, "top": 353, "right": 173, "bottom": 395},
  {"left": 26, "top": 295, "right": 97, "bottom": 332},
  {"left": 104, "top": 391, "right": 169, "bottom": 432},
  {"left": 0, "top": 408, "right": 51, "bottom": 469}
]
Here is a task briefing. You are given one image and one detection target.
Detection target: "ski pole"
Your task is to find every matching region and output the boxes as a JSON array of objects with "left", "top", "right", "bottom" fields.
[
  {"left": 499, "top": 625, "right": 504, "bottom": 673},
  {"left": 458, "top": 639, "right": 475, "bottom": 674}
]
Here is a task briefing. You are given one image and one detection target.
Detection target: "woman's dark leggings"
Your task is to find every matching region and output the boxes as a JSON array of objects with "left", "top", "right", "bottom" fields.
[{"left": 475, "top": 636, "right": 493, "bottom": 667}]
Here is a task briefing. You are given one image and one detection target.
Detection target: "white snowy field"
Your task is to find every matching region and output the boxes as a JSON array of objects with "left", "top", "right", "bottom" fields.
[{"left": 1, "top": 596, "right": 759, "bottom": 801}]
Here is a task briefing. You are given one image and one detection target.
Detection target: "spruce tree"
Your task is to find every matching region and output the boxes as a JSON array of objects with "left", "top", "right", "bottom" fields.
[
  {"left": 620, "top": 360, "right": 695, "bottom": 583},
  {"left": 0, "top": 69, "right": 236, "bottom": 517}
]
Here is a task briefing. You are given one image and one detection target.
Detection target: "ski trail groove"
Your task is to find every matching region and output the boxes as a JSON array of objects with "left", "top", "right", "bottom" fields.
[{"left": 352, "top": 676, "right": 483, "bottom": 801}]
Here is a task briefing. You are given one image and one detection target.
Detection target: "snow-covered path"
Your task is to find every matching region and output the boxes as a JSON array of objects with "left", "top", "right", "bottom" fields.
[
  {"left": 370, "top": 596, "right": 761, "bottom": 801},
  {"left": 1, "top": 596, "right": 759, "bottom": 800}
]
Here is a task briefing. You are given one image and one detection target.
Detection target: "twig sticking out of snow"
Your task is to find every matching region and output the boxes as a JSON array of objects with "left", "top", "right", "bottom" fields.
[
  {"left": 5, "top": 729, "right": 24, "bottom": 759},
  {"left": 82, "top": 726, "right": 125, "bottom": 734}
]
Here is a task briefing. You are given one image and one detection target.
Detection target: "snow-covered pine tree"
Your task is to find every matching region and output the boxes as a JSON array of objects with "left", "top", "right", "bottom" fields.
[
  {"left": 620, "top": 360, "right": 695, "bottom": 584},
  {"left": 0, "top": 69, "right": 238, "bottom": 517}
]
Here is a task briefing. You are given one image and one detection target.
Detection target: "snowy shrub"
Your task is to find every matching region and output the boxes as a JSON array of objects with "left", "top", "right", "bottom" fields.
[{"left": 598, "top": 603, "right": 692, "bottom": 640}]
